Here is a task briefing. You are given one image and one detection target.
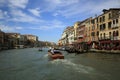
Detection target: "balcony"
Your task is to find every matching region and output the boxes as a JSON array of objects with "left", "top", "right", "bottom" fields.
[
  {"left": 99, "top": 36, "right": 119, "bottom": 40},
  {"left": 99, "top": 36, "right": 112, "bottom": 40},
  {"left": 111, "top": 24, "right": 119, "bottom": 29},
  {"left": 78, "top": 28, "right": 84, "bottom": 31},
  {"left": 78, "top": 35, "right": 84, "bottom": 38}
]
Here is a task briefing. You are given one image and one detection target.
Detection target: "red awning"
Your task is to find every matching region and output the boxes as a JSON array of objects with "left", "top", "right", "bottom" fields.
[{"left": 100, "top": 40, "right": 111, "bottom": 44}]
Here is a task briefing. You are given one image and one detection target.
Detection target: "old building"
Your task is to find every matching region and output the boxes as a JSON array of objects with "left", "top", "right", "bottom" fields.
[
  {"left": 85, "top": 17, "right": 92, "bottom": 42},
  {"left": 89, "top": 17, "right": 99, "bottom": 49},
  {"left": 67, "top": 26, "right": 74, "bottom": 45},
  {"left": 19, "top": 35, "right": 27, "bottom": 45},
  {"left": 0, "top": 29, "right": 5, "bottom": 50},
  {"left": 98, "top": 8, "right": 120, "bottom": 50},
  {"left": 77, "top": 19, "right": 89, "bottom": 43},
  {"left": 6, "top": 33, "right": 21, "bottom": 49},
  {"left": 60, "top": 8, "right": 120, "bottom": 51},
  {"left": 58, "top": 39, "right": 63, "bottom": 46},
  {"left": 24, "top": 34, "right": 38, "bottom": 47},
  {"left": 61, "top": 30, "right": 67, "bottom": 46},
  {"left": 74, "top": 21, "right": 81, "bottom": 41}
]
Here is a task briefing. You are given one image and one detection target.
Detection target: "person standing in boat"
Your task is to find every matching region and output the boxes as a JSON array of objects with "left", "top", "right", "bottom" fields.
[{"left": 51, "top": 47, "right": 54, "bottom": 54}]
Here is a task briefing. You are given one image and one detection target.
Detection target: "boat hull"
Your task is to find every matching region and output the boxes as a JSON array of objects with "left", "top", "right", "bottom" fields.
[{"left": 48, "top": 52, "right": 64, "bottom": 60}]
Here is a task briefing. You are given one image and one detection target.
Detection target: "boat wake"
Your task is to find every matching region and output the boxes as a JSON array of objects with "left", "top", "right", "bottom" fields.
[
  {"left": 43, "top": 54, "right": 48, "bottom": 58},
  {"left": 50, "top": 59, "right": 95, "bottom": 74}
]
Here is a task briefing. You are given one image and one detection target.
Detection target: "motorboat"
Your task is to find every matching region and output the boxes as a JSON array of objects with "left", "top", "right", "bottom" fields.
[{"left": 48, "top": 50, "right": 64, "bottom": 59}]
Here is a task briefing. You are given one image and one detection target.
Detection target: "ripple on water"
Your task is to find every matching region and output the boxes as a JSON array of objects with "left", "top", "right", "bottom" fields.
[
  {"left": 50, "top": 59, "right": 95, "bottom": 74},
  {"left": 43, "top": 54, "right": 48, "bottom": 58}
]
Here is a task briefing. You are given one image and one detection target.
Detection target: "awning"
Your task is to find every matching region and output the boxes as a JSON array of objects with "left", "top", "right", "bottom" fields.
[
  {"left": 100, "top": 40, "right": 111, "bottom": 44},
  {"left": 112, "top": 40, "right": 120, "bottom": 43}
]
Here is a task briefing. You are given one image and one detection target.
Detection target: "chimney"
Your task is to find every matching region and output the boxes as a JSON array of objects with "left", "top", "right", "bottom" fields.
[{"left": 103, "top": 9, "right": 108, "bottom": 13}]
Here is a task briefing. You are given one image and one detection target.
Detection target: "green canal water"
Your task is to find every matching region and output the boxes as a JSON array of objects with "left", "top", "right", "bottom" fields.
[{"left": 0, "top": 48, "right": 120, "bottom": 80}]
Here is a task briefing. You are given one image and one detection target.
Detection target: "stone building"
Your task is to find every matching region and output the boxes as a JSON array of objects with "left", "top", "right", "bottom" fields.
[
  {"left": 98, "top": 8, "right": 120, "bottom": 50},
  {"left": 6, "top": 33, "right": 21, "bottom": 49},
  {"left": 24, "top": 34, "right": 38, "bottom": 47},
  {"left": 74, "top": 21, "right": 81, "bottom": 41},
  {"left": 0, "top": 29, "right": 5, "bottom": 50}
]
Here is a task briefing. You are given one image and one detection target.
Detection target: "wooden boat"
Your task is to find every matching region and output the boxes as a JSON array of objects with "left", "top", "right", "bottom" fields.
[{"left": 48, "top": 50, "right": 64, "bottom": 59}]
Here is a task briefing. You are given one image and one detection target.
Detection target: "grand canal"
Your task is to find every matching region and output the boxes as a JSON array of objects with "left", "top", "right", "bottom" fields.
[{"left": 0, "top": 48, "right": 120, "bottom": 80}]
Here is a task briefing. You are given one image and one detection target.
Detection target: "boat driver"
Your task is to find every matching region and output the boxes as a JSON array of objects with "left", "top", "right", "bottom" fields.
[{"left": 51, "top": 48, "right": 54, "bottom": 54}]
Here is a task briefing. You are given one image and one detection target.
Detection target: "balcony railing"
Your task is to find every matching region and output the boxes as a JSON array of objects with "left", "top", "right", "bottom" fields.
[
  {"left": 99, "top": 36, "right": 111, "bottom": 40},
  {"left": 78, "top": 35, "right": 84, "bottom": 38},
  {"left": 111, "top": 24, "right": 119, "bottom": 29},
  {"left": 99, "top": 36, "right": 119, "bottom": 40}
]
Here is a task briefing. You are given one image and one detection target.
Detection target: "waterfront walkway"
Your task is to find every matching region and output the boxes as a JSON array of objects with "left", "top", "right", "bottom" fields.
[{"left": 89, "top": 49, "right": 120, "bottom": 54}]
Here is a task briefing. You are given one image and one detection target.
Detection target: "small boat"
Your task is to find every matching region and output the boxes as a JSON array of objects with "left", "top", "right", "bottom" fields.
[
  {"left": 38, "top": 48, "right": 43, "bottom": 51},
  {"left": 48, "top": 50, "right": 64, "bottom": 59}
]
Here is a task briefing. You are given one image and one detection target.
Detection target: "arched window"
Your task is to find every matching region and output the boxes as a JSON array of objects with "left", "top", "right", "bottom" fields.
[
  {"left": 113, "top": 31, "right": 115, "bottom": 36},
  {"left": 100, "top": 33, "right": 102, "bottom": 39},
  {"left": 104, "top": 33, "right": 105, "bottom": 39},
  {"left": 109, "top": 32, "right": 111, "bottom": 39},
  {"left": 116, "top": 31, "right": 119, "bottom": 36},
  {"left": 109, "top": 32, "right": 111, "bottom": 36}
]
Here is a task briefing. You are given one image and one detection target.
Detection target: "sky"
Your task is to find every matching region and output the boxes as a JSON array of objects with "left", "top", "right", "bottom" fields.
[{"left": 0, "top": 0, "right": 120, "bottom": 43}]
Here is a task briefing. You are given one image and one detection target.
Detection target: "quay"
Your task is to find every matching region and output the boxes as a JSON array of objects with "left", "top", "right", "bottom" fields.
[{"left": 89, "top": 49, "right": 120, "bottom": 54}]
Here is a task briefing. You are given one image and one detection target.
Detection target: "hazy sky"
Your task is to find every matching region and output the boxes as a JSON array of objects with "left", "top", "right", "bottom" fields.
[{"left": 0, "top": 0, "right": 120, "bottom": 42}]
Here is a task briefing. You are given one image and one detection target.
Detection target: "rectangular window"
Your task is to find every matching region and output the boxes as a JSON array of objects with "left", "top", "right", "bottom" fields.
[
  {"left": 113, "top": 20, "right": 115, "bottom": 24},
  {"left": 116, "top": 19, "right": 118, "bottom": 24},
  {"left": 100, "top": 17, "right": 102, "bottom": 22},
  {"left": 109, "top": 13, "right": 111, "bottom": 19},
  {"left": 103, "top": 24, "right": 106, "bottom": 30},
  {"left": 91, "top": 32, "right": 95, "bottom": 36},
  {"left": 97, "top": 31, "right": 99, "bottom": 36},
  {"left": 100, "top": 25, "right": 102, "bottom": 31},
  {"left": 91, "top": 19, "right": 95, "bottom": 24},
  {"left": 103, "top": 16, "right": 105, "bottom": 22},
  {"left": 108, "top": 22, "right": 112, "bottom": 29}
]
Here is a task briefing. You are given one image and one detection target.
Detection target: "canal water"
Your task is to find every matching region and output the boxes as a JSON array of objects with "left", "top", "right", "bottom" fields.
[{"left": 0, "top": 48, "right": 120, "bottom": 80}]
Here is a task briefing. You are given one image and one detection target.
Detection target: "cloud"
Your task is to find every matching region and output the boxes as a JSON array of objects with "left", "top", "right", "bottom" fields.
[
  {"left": 53, "top": 13, "right": 59, "bottom": 16},
  {"left": 8, "top": 0, "right": 28, "bottom": 9},
  {"left": 0, "top": 10, "right": 9, "bottom": 19},
  {"left": 42, "top": 0, "right": 79, "bottom": 12},
  {"left": 28, "top": 19, "right": 66, "bottom": 30},
  {"left": 42, "top": 0, "right": 120, "bottom": 18},
  {"left": 0, "top": 0, "right": 41, "bottom": 23},
  {"left": 0, "top": 24, "right": 23, "bottom": 32},
  {"left": 62, "top": 0, "right": 120, "bottom": 17},
  {"left": 28, "top": 8, "right": 41, "bottom": 17},
  {"left": 0, "top": 0, "right": 6, "bottom": 7},
  {"left": 0, "top": 0, "right": 28, "bottom": 9},
  {"left": 9, "top": 9, "right": 42, "bottom": 23}
]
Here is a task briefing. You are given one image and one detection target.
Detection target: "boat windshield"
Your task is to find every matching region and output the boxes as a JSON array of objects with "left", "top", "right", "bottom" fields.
[{"left": 54, "top": 50, "right": 61, "bottom": 54}]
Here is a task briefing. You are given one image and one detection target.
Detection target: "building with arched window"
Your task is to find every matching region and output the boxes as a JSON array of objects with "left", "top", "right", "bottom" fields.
[{"left": 98, "top": 8, "right": 120, "bottom": 50}]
